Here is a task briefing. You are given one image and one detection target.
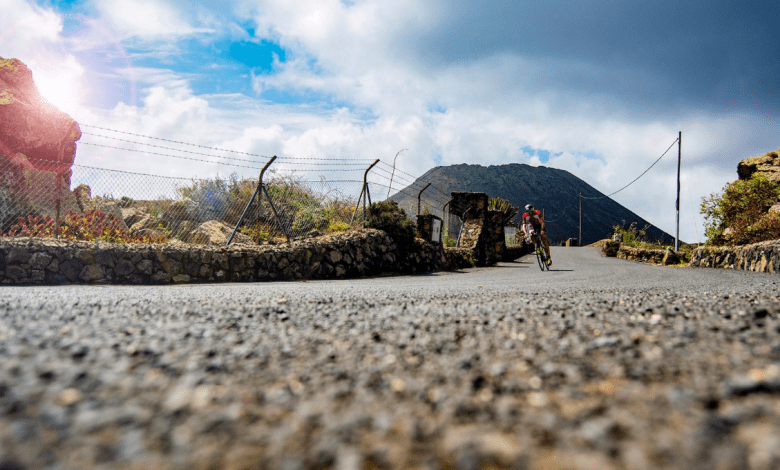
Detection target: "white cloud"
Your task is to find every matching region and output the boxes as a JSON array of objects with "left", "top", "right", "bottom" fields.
[{"left": 92, "top": 0, "right": 215, "bottom": 39}]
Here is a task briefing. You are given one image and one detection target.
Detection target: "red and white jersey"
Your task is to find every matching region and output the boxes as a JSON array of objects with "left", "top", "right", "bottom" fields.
[{"left": 521, "top": 210, "right": 543, "bottom": 230}]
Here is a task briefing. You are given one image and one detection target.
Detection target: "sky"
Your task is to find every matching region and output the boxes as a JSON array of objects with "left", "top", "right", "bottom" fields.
[{"left": 3, "top": 0, "right": 780, "bottom": 243}]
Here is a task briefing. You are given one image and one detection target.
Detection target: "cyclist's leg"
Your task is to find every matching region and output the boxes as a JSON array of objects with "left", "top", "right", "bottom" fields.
[{"left": 541, "top": 233, "right": 552, "bottom": 259}]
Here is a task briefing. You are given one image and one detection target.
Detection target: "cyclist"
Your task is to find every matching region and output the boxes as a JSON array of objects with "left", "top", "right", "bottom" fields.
[{"left": 521, "top": 204, "right": 552, "bottom": 266}]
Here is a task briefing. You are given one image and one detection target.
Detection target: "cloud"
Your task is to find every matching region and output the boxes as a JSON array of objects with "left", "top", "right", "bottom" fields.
[{"left": 92, "top": 0, "right": 215, "bottom": 40}]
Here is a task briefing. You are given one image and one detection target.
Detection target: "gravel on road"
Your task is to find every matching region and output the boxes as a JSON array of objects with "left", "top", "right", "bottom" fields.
[{"left": 2, "top": 247, "right": 780, "bottom": 470}]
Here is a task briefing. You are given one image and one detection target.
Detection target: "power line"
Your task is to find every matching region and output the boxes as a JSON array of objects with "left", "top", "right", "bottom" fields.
[
  {"left": 582, "top": 138, "right": 679, "bottom": 200},
  {"left": 83, "top": 134, "right": 366, "bottom": 167},
  {"left": 79, "top": 124, "right": 373, "bottom": 162},
  {"left": 79, "top": 142, "right": 367, "bottom": 172}
]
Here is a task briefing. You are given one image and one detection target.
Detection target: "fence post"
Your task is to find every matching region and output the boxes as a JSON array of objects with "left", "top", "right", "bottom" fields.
[
  {"left": 417, "top": 182, "right": 432, "bottom": 216},
  {"left": 55, "top": 173, "right": 62, "bottom": 238},
  {"left": 350, "top": 159, "right": 379, "bottom": 224},
  {"left": 579, "top": 193, "right": 582, "bottom": 247},
  {"left": 386, "top": 149, "right": 406, "bottom": 199},
  {"left": 226, "top": 155, "right": 276, "bottom": 246},
  {"left": 261, "top": 185, "right": 291, "bottom": 243},
  {"left": 442, "top": 197, "right": 453, "bottom": 244}
]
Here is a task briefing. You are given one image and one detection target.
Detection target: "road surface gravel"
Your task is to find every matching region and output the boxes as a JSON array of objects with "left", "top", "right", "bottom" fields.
[{"left": 2, "top": 246, "right": 780, "bottom": 470}]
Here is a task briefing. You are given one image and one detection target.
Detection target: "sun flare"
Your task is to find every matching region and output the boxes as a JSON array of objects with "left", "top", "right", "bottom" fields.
[{"left": 35, "top": 74, "right": 82, "bottom": 114}]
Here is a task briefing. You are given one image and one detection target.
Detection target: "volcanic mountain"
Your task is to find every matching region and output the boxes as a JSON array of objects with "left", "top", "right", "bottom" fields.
[{"left": 388, "top": 163, "right": 675, "bottom": 246}]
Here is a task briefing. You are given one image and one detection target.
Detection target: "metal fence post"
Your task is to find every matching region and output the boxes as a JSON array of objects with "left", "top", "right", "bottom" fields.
[
  {"left": 442, "top": 197, "right": 453, "bottom": 243},
  {"left": 350, "top": 159, "right": 379, "bottom": 224},
  {"left": 417, "top": 182, "right": 432, "bottom": 216},
  {"left": 386, "top": 149, "right": 406, "bottom": 199},
  {"left": 55, "top": 173, "right": 61, "bottom": 238},
  {"left": 227, "top": 155, "right": 276, "bottom": 246}
]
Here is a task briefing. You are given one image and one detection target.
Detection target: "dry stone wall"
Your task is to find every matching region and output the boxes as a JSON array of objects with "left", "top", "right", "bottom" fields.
[
  {"left": 0, "top": 228, "right": 445, "bottom": 285},
  {"left": 690, "top": 240, "right": 780, "bottom": 273}
]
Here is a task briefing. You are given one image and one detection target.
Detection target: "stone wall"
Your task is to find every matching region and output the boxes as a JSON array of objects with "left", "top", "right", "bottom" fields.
[
  {"left": 483, "top": 211, "right": 507, "bottom": 265},
  {"left": 690, "top": 240, "right": 780, "bottom": 273},
  {"left": 0, "top": 228, "right": 446, "bottom": 285},
  {"left": 502, "top": 242, "right": 530, "bottom": 262},
  {"left": 603, "top": 243, "right": 688, "bottom": 266},
  {"left": 441, "top": 247, "right": 474, "bottom": 270}
]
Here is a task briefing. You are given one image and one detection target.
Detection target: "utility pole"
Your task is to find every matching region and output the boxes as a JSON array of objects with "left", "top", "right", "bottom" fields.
[
  {"left": 386, "top": 149, "right": 406, "bottom": 199},
  {"left": 579, "top": 193, "right": 582, "bottom": 247},
  {"left": 675, "top": 131, "right": 681, "bottom": 251}
]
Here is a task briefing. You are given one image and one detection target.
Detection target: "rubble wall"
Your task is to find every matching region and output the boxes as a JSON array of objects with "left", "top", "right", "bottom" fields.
[
  {"left": 690, "top": 240, "right": 780, "bottom": 273},
  {"left": 0, "top": 228, "right": 446, "bottom": 285}
]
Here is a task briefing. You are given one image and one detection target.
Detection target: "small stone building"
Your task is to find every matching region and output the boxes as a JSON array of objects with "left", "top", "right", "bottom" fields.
[{"left": 448, "top": 191, "right": 508, "bottom": 266}]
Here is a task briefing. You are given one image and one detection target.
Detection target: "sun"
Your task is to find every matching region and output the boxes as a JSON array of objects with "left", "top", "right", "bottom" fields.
[
  {"left": 33, "top": 58, "right": 85, "bottom": 115},
  {"left": 36, "top": 75, "right": 80, "bottom": 114}
]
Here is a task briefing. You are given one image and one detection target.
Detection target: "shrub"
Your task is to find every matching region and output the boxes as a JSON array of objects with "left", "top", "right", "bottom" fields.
[
  {"left": 701, "top": 173, "right": 780, "bottom": 245},
  {"left": 327, "top": 220, "right": 351, "bottom": 232},
  {"left": 611, "top": 221, "right": 649, "bottom": 246},
  {"left": 488, "top": 197, "right": 519, "bottom": 226},
  {"left": 6, "top": 210, "right": 164, "bottom": 243},
  {"left": 443, "top": 231, "right": 457, "bottom": 247},
  {"left": 365, "top": 201, "right": 416, "bottom": 243},
  {"left": 177, "top": 172, "right": 356, "bottom": 238}
]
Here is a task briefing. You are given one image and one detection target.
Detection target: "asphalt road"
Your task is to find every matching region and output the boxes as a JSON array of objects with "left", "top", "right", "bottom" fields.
[{"left": 2, "top": 246, "right": 780, "bottom": 470}]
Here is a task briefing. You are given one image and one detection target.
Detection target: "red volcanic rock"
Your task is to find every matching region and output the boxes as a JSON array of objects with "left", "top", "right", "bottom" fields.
[{"left": 0, "top": 57, "right": 82, "bottom": 231}]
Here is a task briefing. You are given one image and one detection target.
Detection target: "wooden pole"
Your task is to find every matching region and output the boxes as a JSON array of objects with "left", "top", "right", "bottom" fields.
[
  {"left": 579, "top": 193, "right": 582, "bottom": 247},
  {"left": 675, "top": 131, "right": 681, "bottom": 251}
]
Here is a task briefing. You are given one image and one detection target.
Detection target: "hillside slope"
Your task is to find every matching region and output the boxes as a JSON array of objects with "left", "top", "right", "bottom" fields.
[{"left": 389, "top": 163, "right": 674, "bottom": 245}]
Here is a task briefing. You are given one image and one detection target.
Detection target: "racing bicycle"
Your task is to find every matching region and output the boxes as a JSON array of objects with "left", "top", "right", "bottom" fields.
[{"left": 527, "top": 226, "right": 550, "bottom": 271}]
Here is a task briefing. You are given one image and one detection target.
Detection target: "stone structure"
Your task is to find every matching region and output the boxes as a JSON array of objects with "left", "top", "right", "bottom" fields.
[
  {"left": 0, "top": 228, "right": 453, "bottom": 285},
  {"left": 0, "top": 57, "right": 82, "bottom": 232},
  {"left": 448, "top": 191, "right": 513, "bottom": 266},
  {"left": 690, "top": 239, "right": 780, "bottom": 273}
]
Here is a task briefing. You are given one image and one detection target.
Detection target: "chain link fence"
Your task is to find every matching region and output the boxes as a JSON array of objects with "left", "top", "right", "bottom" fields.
[{"left": 1, "top": 155, "right": 370, "bottom": 245}]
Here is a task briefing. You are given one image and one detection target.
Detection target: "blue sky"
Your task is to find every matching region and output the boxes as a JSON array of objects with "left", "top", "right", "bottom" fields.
[{"left": 3, "top": 0, "right": 780, "bottom": 243}]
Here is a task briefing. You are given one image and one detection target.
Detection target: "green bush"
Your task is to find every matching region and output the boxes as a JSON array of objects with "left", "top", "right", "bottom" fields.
[
  {"left": 488, "top": 197, "right": 519, "bottom": 226},
  {"left": 443, "top": 231, "right": 457, "bottom": 247},
  {"left": 701, "top": 173, "right": 780, "bottom": 245},
  {"left": 365, "top": 201, "right": 416, "bottom": 243}
]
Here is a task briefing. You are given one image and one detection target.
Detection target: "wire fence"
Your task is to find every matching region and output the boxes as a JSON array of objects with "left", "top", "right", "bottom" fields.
[{"left": 1, "top": 157, "right": 374, "bottom": 245}]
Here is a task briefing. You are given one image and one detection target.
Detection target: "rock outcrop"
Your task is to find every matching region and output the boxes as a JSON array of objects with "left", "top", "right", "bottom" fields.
[
  {"left": 184, "top": 220, "right": 253, "bottom": 245},
  {"left": 0, "top": 57, "right": 81, "bottom": 232},
  {"left": 737, "top": 149, "right": 780, "bottom": 183}
]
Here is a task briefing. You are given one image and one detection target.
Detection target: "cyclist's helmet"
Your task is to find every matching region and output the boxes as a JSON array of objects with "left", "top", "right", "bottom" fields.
[{"left": 525, "top": 204, "right": 534, "bottom": 212}]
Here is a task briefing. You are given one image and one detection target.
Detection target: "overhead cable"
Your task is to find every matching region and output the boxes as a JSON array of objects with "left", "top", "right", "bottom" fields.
[
  {"left": 582, "top": 138, "right": 679, "bottom": 200},
  {"left": 80, "top": 124, "right": 374, "bottom": 162}
]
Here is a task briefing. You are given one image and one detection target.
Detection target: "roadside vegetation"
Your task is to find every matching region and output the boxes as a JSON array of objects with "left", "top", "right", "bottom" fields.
[
  {"left": 701, "top": 173, "right": 780, "bottom": 246},
  {"left": 610, "top": 221, "right": 696, "bottom": 254},
  {"left": 5, "top": 210, "right": 161, "bottom": 244}
]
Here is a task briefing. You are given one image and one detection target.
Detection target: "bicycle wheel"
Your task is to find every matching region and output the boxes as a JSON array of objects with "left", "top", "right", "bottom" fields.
[{"left": 534, "top": 236, "right": 546, "bottom": 271}]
